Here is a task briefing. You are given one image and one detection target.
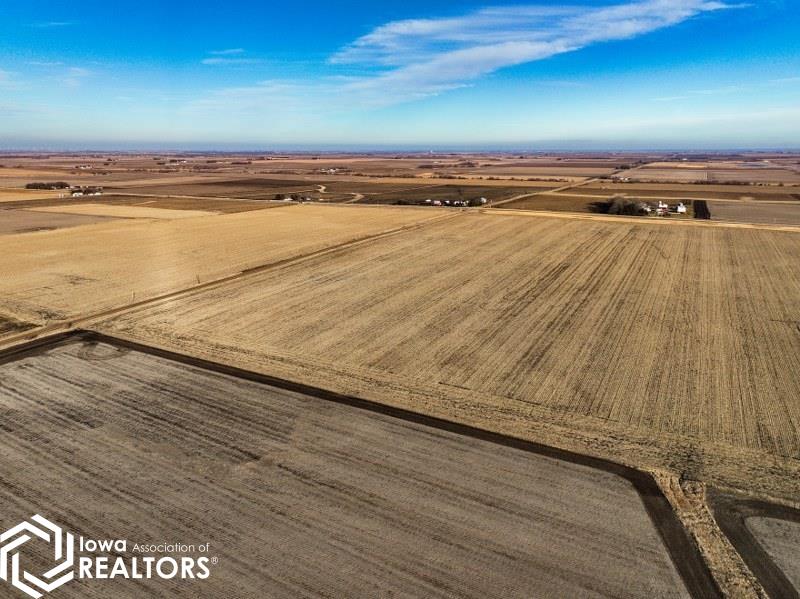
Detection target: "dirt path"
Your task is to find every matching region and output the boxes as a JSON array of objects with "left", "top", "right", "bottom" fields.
[{"left": 344, "top": 193, "right": 365, "bottom": 204}]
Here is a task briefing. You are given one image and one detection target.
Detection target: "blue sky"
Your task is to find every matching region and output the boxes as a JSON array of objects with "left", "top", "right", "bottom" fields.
[{"left": 0, "top": 0, "right": 798, "bottom": 150}]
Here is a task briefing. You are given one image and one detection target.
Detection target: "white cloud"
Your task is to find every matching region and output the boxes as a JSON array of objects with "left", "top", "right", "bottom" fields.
[
  {"left": 331, "top": 0, "right": 741, "bottom": 104},
  {"left": 188, "top": 0, "right": 743, "bottom": 116}
]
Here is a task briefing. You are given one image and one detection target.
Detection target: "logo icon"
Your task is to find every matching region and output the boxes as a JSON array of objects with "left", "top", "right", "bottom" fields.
[{"left": 0, "top": 515, "right": 74, "bottom": 598}]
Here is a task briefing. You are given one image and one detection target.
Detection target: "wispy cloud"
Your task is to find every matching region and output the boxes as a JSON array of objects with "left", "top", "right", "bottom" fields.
[
  {"left": 330, "top": 0, "right": 741, "bottom": 104},
  {"left": 770, "top": 76, "right": 800, "bottom": 84},
  {"left": 62, "top": 67, "right": 92, "bottom": 87},
  {"left": 31, "top": 21, "right": 74, "bottom": 28},
  {"left": 201, "top": 57, "right": 265, "bottom": 66},
  {"left": 689, "top": 85, "right": 742, "bottom": 95},
  {"left": 27, "top": 60, "right": 65, "bottom": 67},
  {"left": 185, "top": 80, "right": 326, "bottom": 115},
  {"left": 0, "top": 103, "right": 41, "bottom": 117},
  {"left": 653, "top": 95, "right": 690, "bottom": 102},
  {"left": 202, "top": 48, "right": 265, "bottom": 66},
  {"left": 209, "top": 48, "right": 246, "bottom": 56},
  {"left": 0, "top": 69, "right": 22, "bottom": 90},
  {"left": 651, "top": 78, "right": 796, "bottom": 101},
  {"left": 190, "top": 0, "right": 743, "bottom": 115}
]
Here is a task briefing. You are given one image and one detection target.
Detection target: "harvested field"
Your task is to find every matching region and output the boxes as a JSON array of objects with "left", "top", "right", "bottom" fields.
[
  {"left": 357, "top": 184, "right": 545, "bottom": 205},
  {"left": 497, "top": 193, "right": 606, "bottom": 213},
  {"left": 0, "top": 194, "right": 278, "bottom": 214},
  {"left": 108, "top": 177, "right": 555, "bottom": 205},
  {"left": 709, "top": 492, "right": 800, "bottom": 598},
  {"left": 462, "top": 166, "right": 611, "bottom": 178},
  {"left": 30, "top": 203, "right": 217, "bottom": 220},
  {"left": 748, "top": 518, "right": 800, "bottom": 593},
  {"left": 0, "top": 167, "right": 75, "bottom": 179},
  {"left": 615, "top": 166, "right": 800, "bottom": 184},
  {"left": 0, "top": 209, "right": 117, "bottom": 235},
  {"left": 0, "top": 204, "right": 446, "bottom": 325},
  {"left": 108, "top": 178, "right": 324, "bottom": 199},
  {"left": 0, "top": 314, "right": 34, "bottom": 335},
  {"left": 0, "top": 188, "right": 63, "bottom": 203},
  {"left": 708, "top": 201, "right": 800, "bottom": 226},
  {"left": 100, "top": 211, "right": 800, "bottom": 498},
  {"left": 708, "top": 169, "right": 800, "bottom": 184},
  {"left": 0, "top": 335, "right": 696, "bottom": 598},
  {"left": 579, "top": 182, "right": 800, "bottom": 202},
  {"left": 616, "top": 167, "right": 711, "bottom": 182}
]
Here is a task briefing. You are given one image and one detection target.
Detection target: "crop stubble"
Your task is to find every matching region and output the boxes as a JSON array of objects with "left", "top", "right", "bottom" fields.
[
  {"left": 0, "top": 204, "right": 445, "bottom": 325},
  {"left": 95, "top": 211, "right": 800, "bottom": 498}
]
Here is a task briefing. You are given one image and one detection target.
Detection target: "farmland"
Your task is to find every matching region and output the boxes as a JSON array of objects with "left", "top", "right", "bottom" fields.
[
  {"left": 4, "top": 151, "right": 800, "bottom": 596},
  {"left": 356, "top": 184, "right": 545, "bottom": 205},
  {"left": 0, "top": 336, "right": 698, "bottom": 598},
  {"left": 107, "top": 177, "right": 321, "bottom": 199},
  {"left": 30, "top": 203, "right": 217, "bottom": 220},
  {"left": 707, "top": 200, "right": 800, "bottom": 226},
  {"left": 0, "top": 209, "right": 117, "bottom": 235},
  {"left": 578, "top": 181, "right": 800, "bottom": 202},
  {"left": 748, "top": 518, "right": 800, "bottom": 592},
  {"left": 0, "top": 188, "right": 64, "bottom": 203},
  {"left": 91, "top": 211, "right": 800, "bottom": 499},
  {"left": 0, "top": 204, "right": 446, "bottom": 325},
  {"left": 497, "top": 193, "right": 612, "bottom": 213},
  {"left": 614, "top": 161, "right": 800, "bottom": 184},
  {"left": 0, "top": 194, "right": 282, "bottom": 214}
]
